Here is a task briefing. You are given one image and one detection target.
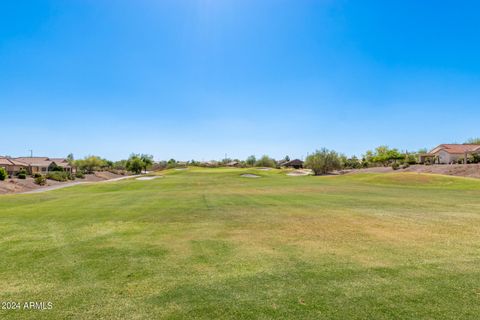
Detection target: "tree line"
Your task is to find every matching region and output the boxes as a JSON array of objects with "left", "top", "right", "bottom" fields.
[
  {"left": 66, "top": 137, "right": 480, "bottom": 176},
  {"left": 67, "top": 147, "right": 422, "bottom": 177}
]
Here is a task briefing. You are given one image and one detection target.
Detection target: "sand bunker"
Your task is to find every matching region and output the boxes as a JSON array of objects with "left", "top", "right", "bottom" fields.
[
  {"left": 241, "top": 174, "right": 260, "bottom": 178},
  {"left": 286, "top": 170, "right": 313, "bottom": 176},
  {"left": 257, "top": 168, "right": 272, "bottom": 171},
  {"left": 136, "top": 176, "right": 163, "bottom": 181}
]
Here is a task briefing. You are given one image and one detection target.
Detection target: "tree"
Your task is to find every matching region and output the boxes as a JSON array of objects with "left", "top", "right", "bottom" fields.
[
  {"left": 465, "top": 138, "right": 480, "bottom": 145},
  {"left": 363, "top": 150, "right": 375, "bottom": 165},
  {"left": 404, "top": 153, "right": 418, "bottom": 165},
  {"left": 66, "top": 153, "right": 74, "bottom": 165},
  {"left": 245, "top": 155, "right": 256, "bottom": 167},
  {"left": 101, "top": 159, "right": 114, "bottom": 169},
  {"left": 126, "top": 155, "right": 144, "bottom": 174},
  {"left": 167, "top": 159, "right": 177, "bottom": 169},
  {"left": 113, "top": 160, "right": 128, "bottom": 170},
  {"left": 0, "top": 167, "right": 7, "bottom": 181},
  {"left": 140, "top": 154, "right": 154, "bottom": 173},
  {"left": 255, "top": 155, "right": 276, "bottom": 168},
  {"left": 284, "top": 155, "right": 290, "bottom": 162},
  {"left": 305, "top": 148, "right": 342, "bottom": 175},
  {"left": 75, "top": 156, "right": 105, "bottom": 174},
  {"left": 342, "top": 156, "right": 362, "bottom": 169},
  {"left": 366, "top": 146, "right": 405, "bottom": 167},
  {"left": 152, "top": 161, "right": 167, "bottom": 171}
]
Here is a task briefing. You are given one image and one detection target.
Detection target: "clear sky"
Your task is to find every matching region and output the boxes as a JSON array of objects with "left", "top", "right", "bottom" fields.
[{"left": 1, "top": 0, "right": 480, "bottom": 161}]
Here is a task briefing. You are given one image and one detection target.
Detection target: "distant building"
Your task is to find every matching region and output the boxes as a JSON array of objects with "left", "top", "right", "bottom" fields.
[
  {"left": 280, "top": 159, "right": 304, "bottom": 169},
  {"left": 0, "top": 157, "right": 29, "bottom": 176},
  {"left": 226, "top": 161, "right": 240, "bottom": 167},
  {"left": 204, "top": 161, "right": 218, "bottom": 167},
  {"left": 420, "top": 144, "right": 480, "bottom": 164},
  {"left": 0, "top": 157, "right": 74, "bottom": 176}
]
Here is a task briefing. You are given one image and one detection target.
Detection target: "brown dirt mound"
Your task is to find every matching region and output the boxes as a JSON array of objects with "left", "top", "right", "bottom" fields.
[{"left": 0, "top": 172, "right": 127, "bottom": 195}]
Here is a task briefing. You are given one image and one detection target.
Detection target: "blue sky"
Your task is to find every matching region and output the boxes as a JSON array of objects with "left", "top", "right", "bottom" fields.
[{"left": 1, "top": 0, "right": 480, "bottom": 161}]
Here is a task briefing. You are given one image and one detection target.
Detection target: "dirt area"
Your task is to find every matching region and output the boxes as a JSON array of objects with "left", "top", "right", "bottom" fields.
[
  {"left": 0, "top": 171, "right": 128, "bottom": 195},
  {"left": 286, "top": 169, "right": 313, "bottom": 176},
  {"left": 348, "top": 164, "right": 480, "bottom": 179}
]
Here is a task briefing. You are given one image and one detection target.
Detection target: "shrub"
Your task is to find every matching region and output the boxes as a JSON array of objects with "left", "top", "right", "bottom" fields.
[
  {"left": 0, "top": 167, "right": 7, "bottom": 181},
  {"left": 16, "top": 169, "right": 27, "bottom": 177},
  {"left": 305, "top": 148, "right": 342, "bottom": 175},
  {"left": 471, "top": 154, "right": 480, "bottom": 164},
  {"left": 34, "top": 175, "right": 47, "bottom": 185},
  {"left": 50, "top": 164, "right": 64, "bottom": 172},
  {"left": 17, "top": 173, "right": 27, "bottom": 179},
  {"left": 404, "top": 154, "right": 418, "bottom": 165},
  {"left": 402, "top": 163, "right": 410, "bottom": 169},
  {"left": 392, "top": 163, "right": 400, "bottom": 170},
  {"left": 75, "top": 172, "right": 85, "bottom": 179},
  {"left": 33, "top": 172, "right": 42, "bottom": 178},
  {"left": 46, "top": 171, "right": 69, "bottom": 182}
]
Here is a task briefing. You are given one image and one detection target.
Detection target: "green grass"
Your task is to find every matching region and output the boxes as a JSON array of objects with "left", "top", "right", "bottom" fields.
[{"left": 1, "top": 168, "right": 480, "bottom": 319}]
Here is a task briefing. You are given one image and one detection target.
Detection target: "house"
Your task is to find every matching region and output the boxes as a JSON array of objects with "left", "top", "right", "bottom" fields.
[
  {"left": 49, "top": 158, "right": 75, "bottom": 173},
  {"left": 419, "top": 144, "right": 480, "bottom": 164},
  {"left": 14, "top": 157, "right": 74, "bottom": 174},
  {"left": 0, "top": 157, "right": 29, "bottom": 176},
  {"left": 226, "top": 161, "right": 240, "bottom": 167},
  {"left": 280, "top": 159, "right": 304, "bottom": 169},
  {"left": 204, "top": 161, "right": 219, "bottom": 167}
]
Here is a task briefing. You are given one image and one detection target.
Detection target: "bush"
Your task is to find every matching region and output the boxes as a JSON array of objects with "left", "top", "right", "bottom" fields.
[
  {"left": 404, "top": 154, "right": 418, "bottom": 165},
  {"left": 305, "top": 148, "right": 342, "bottom": 175},
  {"left": 34, "top": 175, "right": 47, "bottom": 185},
  {"left": 46, "top": 171, "right": 69, "bottom": 182},
  {"left": 0, "top": 167, "right": 7, "bottom": 181},
  {"left": 402, "top": 163, "right": 410, "bottom": 169},
  {"left": 392, "top": 163, "right": 400, "bottom": 170},
  {"left": 16, "top": 169, "right": 27, "bottom": 177},
  {"left": 75, "top": 172, "right": 85, "bottom": 179},
  {"left": 17, "top": 173, "right": 27, "bottom": 179},
  {"left": 50, "top": 164, "right": 64, "bottom": 172},
  {"left": 33, "top": 172, "right": 42, "bottom": 178}
]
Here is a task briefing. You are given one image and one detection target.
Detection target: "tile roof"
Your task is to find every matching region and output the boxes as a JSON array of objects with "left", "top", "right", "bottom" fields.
[
  {"left": 49, "top": 158, "right": 68, "bottom": 163},
  {"left": 430, "top": 144, "right": 480, "bottom": 154},
  {"left": 14, "top": 157, "right": 53, "bottom": 167},
  {"left": 0, "top": 157, "right": 28, "bottom": 166}
]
